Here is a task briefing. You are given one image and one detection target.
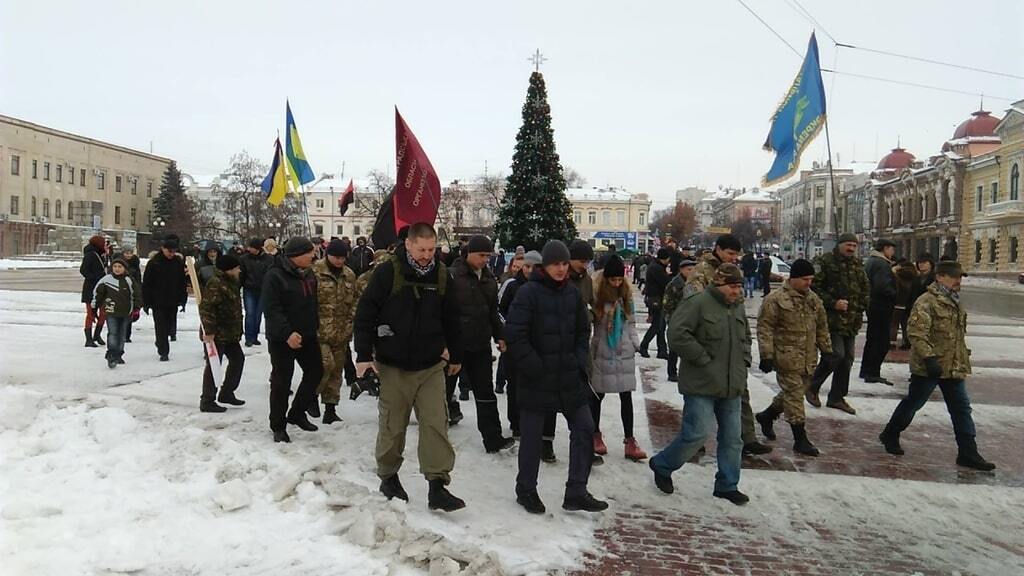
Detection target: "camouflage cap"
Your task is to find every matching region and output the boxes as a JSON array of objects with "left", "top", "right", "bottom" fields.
[
  {"left": 935, "top": 260, "right": 968, "bottom": 277},
  {"left": 713, "top": 263, "right": 744, "bottom": 285}
]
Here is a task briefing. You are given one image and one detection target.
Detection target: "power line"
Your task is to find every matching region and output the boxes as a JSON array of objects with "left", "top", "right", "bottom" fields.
[
  {"left": 735, "top": 0, "right": 802, "bottom": 58},
  {"left": 788, "top": 0, "right": 838, "bottom": 45},
  {"left": 821, "top": 69, "right": 1015, "bottom": 101},
  {"left": 835, "top": 43, "right": 1024, "bottom": 81}
]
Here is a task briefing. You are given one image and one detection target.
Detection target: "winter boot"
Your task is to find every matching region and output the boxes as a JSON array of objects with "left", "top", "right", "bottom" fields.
[
  {"left": 742, "top": 441, "right": 773, "bottom": 456},
  {"left": 790, "top": 423, "right": 820, "bottom": 457},
  {"left": 593, "top": 432, "right": 609, "bottom": 456},
  {"left": 218, "top": 392, "right": 246, "bottom": 406},
  {"left": 92, "top": 327, "right": 105, "bottom": 346},
  {"left": 516, "top": 490, "right": 546, "bottom": 514},
  {"left": 286, "top": 411, "right": 319, "bottom": 432},
  {"left": 84, "top": 328, "right": 98, "bottom": 348},
  {"left": 624, "top": 437, "right": 648, "bottom": 461},
  {"left": 956, "top": 437, "right": 996, "bottom": 471},
  {"left": 878, "top": 429, "right": 904, "bottom": 455},
  {"left": 485, "top": 436, "right": 515, "bottom": 454},
  {"left": 322, "top": 404, "right": 342, "bottom": 425},
  {"left": 755, "top": 405, "right": 782, "bottom": 440},
  {"left": 380, "top": 475, "right": 409, "bottom": 502},
  {"left": 273, "top": 429, "right": 291, "bottom": 443},
  {"left": 307, "top": 400, "right": 321, "bottom": 419},
  {"left": 428, "top": 479, "right": 465, "bottom": 512},
  {"left": 541, "top": 440, "right": 557, "bottom": 463},
  {"left": 562, "top": 491, "right": 608, "bottom": 512},
  {"left": 200, "top": 401, "right": 227, "bottom": 413},
  {"left": 107, "top": 359, "right": 118, "bottom": 369},
  {"left": 116, "top": 357, "right": 125, "bottom": 365},
  {"left": 713, "top": 490, "right": 750, "bottom": 506},
  {"left": 649, "top": 459, "right": 674, "bottom": 494}
]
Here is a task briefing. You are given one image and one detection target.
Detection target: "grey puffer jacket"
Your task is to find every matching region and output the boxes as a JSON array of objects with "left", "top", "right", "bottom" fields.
[{"left": 589, "top": 301, "right": 641, "bottom": 394}]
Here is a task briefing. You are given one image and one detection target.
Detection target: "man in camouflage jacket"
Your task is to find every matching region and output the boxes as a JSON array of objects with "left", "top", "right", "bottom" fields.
[
  {"left": 754, "top": 259, "right": 832, "bottom": 456},
  {"left": 879, "top": 261, "right": 994, "bottom": 471},
  {"left": 198, "top": 254, "right": 246, "bottom": 413},
  {"left": 806, "top": 234, "right": 869, "bottom": 414},
  {"left": 313, "top": 240, "right": 358, "bottom": 424}
]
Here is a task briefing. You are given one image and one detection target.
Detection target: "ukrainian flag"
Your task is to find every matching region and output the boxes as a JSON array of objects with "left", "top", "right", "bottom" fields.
[
  {"left": 285, "top": 101, "right": 316, "bottom": 192},
  {"left": 262, "top": 138, "right": 289, "bottom": 206}
]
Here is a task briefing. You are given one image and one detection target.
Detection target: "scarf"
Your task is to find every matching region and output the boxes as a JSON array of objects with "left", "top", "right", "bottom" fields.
[
  {"left": 405, "top": 251, "right": 435, "bottom": 277},
  {"left": 935, "top": 282, "right": 960, "bottom": 306},
  {"left": 606, "top": 301, "right": 626, "bottom": 350}
]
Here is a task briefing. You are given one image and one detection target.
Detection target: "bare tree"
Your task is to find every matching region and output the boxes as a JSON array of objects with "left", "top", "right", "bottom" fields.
[
  {"left": 564, "top": 166, "right": 588, "bottom": 189},
  {"left": 220, "top": 150, "right": 305, "bottom": 240},
  {"left": 437, "top": 180, "right": 471, "bottom": 237},
  {"left": 354, "top": 169, "right": 393, "bottom": 218}
]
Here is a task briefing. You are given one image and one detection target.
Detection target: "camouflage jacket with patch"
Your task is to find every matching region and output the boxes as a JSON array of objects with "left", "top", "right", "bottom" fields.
[
  {"left": 757, "top": 283, "right": 832, "bottom": 375},
  {"left": 908, "top": 283, "right": 971, "bottom": 379},
  {"left": 811, "top": 250, "right": 870, "bottom": 337},
  {"left": 199, "top": 269, "right": 243, "bottom": 343},
  {"left": 662, "top": 274, "right": 686, "bottom": 319},
  {"left": 313, "top": 259, "right": 358, "bottom": 347}
]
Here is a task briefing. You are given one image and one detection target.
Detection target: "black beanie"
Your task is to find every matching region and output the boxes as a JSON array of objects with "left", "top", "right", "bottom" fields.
[
  {"left": 790, "top": 258, "right": 815, "bottom": 278},
  {"left": 542, "top": 240, "right": 571, "bottom": 265},
  {"left": 216, "top": 253, "right": 241, "bottom": 271},
  {"left": 656, "top": 247, "right": 673, "bottom": 260},
  {"left": 466, "top": 235, "right": 494, "bottom": 254},
  {"left": 283, "top": 237, "right": 315, "bottom": 257},
  {"left": 715, "top": 234, "right": 742, "bottom": 252},
  {"left": 248, "top": 238, "right": 264, "bottom": 250},
  {"left": 326, "top": 239, "right": 350, "bottom": 258},
  {"left": 569, "top": 239, "right": 594, "bottom": 261},
  {"left": 603, "top": 255, "right": 626, "bottom": 278}
]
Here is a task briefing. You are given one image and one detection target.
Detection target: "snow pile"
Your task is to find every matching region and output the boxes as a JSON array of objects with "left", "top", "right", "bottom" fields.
[{"left": 0, "top": 259, "right": 80, "bottom": 270}]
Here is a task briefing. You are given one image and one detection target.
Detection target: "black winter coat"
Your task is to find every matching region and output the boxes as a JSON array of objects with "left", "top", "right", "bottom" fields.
[
  {"left": 740, "top": 253, "right": 758, "bottom": 277},
  {"left": 757, "top": 257, "right": 772, "bottom": 279},
  {"left": 644, "top": 260, "right": 671, "bottom": 302},
  {"left": 353, "top": 246, "right": 463, "bottom": 370},
  {"left": 864, "top": 252, "right": 896, "bottom": 311},
  {"left": 260, "top": 255, "right": 319, "bottom": 343},
  {"left": 450, "top": 260, "right": 503, "bottom": 352},
  {"left": 350, "top": 245, "right": 374, "bottom": 277},
  {"left": 504, "top": 269, "right": 590, "bottom": 413},
  {"left": 240, "top": 251, "right": 274, "bottom": 292},
  {"left": 142, "top": 253, "right": 188, "bottom": 309},
  {"left": 79, "top": 244, "right": 109, "bottom": 304},
  {"left": 123, "top": 254, "right": 142, "bottom": 287},
  {"left": 498, "top": 270, "right": 528, "bottom": 317}
]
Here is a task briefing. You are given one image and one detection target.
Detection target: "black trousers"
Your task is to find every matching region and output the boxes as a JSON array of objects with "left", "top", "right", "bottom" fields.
[
  {"left": 667, "top": 351, "right": 678, "bottom": 378},
  {"left": 505, "top": 366, "right": 557, "bottom": 439},
  {"left": 810, "top": 331, "right": 856, "bottom": 403},
  {"left": 517, "top": 405, "right": 594, "bottom": 498},
  {"left": 762, "top": 274, "right": 771, "bottom": 296},
  {"left": 590, "top": 391, "right": 634, "bottom": 438},
  {"left": 640, "top": 302, "right": 666, "bottom": 355},
  {"left": 268, "top": 339, "right": 323, "bottom": 432},
  {"left": 343, "top": 343, "right": 356, "bottom": 384},
  {"left": 446, "top": 349, "right": 503, "bottom": 447},
  {"left": 861, "top": 307, "right": 894, "bottom": 378},
  {"left": 202, "top": 341, "right": 244, "bottom": 402},
  {"left": 152, "top": 306, "right": 177, "bottom": 356}
]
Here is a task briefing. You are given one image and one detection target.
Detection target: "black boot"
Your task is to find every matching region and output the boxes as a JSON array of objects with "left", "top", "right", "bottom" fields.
[
  {"left": 200, "top": 400, "right": 227, "bottom": 413},
  {"left": 562, "top": 491, "right": 608, "bottom": 512},
  {"left": 448, "top": 403, "right": 463, "bottom": 426},
  {"left": 742, "top": 441, "right": 773, "bottom": 456},
  {"left": 541, "top": 440, "right": 557, "bottom": 463},
  {"left": 307, "top": 400, "right": 321, "bottom": 419},
  {"left": 713, "top": 490, "right": 750, "bottom": 506},
  {"left": 485, "top": 436, "right": 515, "bottom": 454},
  {"left": 218, "top": 392, "right": 246, "bottom": 406},
  {"left": 879, "top": 428, "right": 904, "bottom": 455},
  {"left": 322, "top": 404, "right": 342, "bottom": 425},
  {"left": 516, "top": 490, "right": 546, "bottom": 514},
  {"left": 92, "top": 327, "right": 105, "bottom": 346},
  {"left": 790, "top": 423, "right": 820, "bottom": 456},
  {"left": 273, "top": 429, "right": 291, "bottom": 443},
  {"left": 428, "top": 479, "right": 465, "bottom": 512},
  {"left": 286, "top": 411, "right": 319, "bottom": 432},
  {"left": 84, "top": 328, "right": 98, "bottom": 348},
  {"left": 649, "top": 459, "right": 674, "bottom": 494},
  {"left": 956, "top": 437, "right": 996, "bottom": 471},
  {"left": 380, "top": 475, "right": 409, "bottom": 502},
  {"left": 755, "top": 405, "right": 782, "bottom": 440}
]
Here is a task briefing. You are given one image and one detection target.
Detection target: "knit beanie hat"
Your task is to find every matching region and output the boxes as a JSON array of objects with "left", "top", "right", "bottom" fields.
[
  {"left": 466, "top": 235, "right": 494, "bottom": 254},
  {"left": 216, "top": 253, "right": 241, "bottom": 271},
  {"left": 111, "top": 257, "right": 128, "bottom": 270},
  {"left": 789, "top": 258, "right": 815, "bottom": 278},
  {"left": 326, "top": 238, "right": 350, "bottom": 258},
  {"left": 283, "top": 237, "right": 315, "bottom": 257},
  {"left": 656, "top": 247, "right": 673, "bottom": 260},
  {"left": 603, "top": 255, "right": 626, "bottom": 278},
  {"left": 568, "top": 239, "right": 594, "bottom": 261},
  {"left": 542, "top": 240, "right": 571, "bottom": 266},
  {"left": 837, "top": 232, "right": 858, "bottom": 245},
  {"left": 248, "top": 237, "right": 264, "bottom": 249},
  {"left": 523, "top": 250, "right": 543, "bottom": 265},
  {"left": 713, "top": 263, "right": 744, "bottom": 285}
]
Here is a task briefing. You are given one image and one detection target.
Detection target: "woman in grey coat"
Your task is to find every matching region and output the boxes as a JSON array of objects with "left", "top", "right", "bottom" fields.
[{"left": 589, "top": 256, "right": 647, "bottom": 461}]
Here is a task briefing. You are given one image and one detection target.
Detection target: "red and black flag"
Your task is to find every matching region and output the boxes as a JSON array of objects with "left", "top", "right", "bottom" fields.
[{"left": 338, "top": 179, "right": 355, "bottom": 215}]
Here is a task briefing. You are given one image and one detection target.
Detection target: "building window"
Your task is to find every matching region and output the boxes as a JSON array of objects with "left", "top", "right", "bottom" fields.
[
  {"left": 146, "top": 181, "right": 153, "bottom": 197},
  {"left": 974, "top": 240, "right": 981, "bottom": 264},
  {"left": 116, "top": 175, "right": 122, "bottom": 193},
  {"left": 587, "top": 211, "right": 596, "bottom": 225},
  {"left": 314, "top": 222, "right": 324, "bottom": 235},
  {"left": 336, "top": 224, "right": 344, "bottom": 235},
  {"left": 602, "top": 210, "right": 611, "bottom": 225},
  {"left": 131, "top": 178, "right": 137, "bottom": 195},
  {"left": 315, "top": 199, "right": 325, "bottom": 209},
  {"left": 55, "top": 199, "right": 62, "bottom": 219},
  {"left": 991, "top": 182, "right": 999, "bottom": 204},
  {"left": 988, "top": 238, "right": 997, "bottom": 263},
  {"left": 10, "top": 154, "right": 20, "bottom": 175},
  {"left": 354, "top": 225, "right": 361, "bottom": 236},
  {"left": 1011, "top": 164, "right": 1020, "bottom": 201},
  {"left": 814, "top": 207, "right": 824, "bottom": 225},
  {"left": 573, "top": 211, "right": 581, "bottom": 224},
  {"left": 43, "top": 162, "right": 50, "bottom": 180},
  {"left": 97, "top": 171, "right": 105, "bottom": 190},
  {"left": 31, "top": 196, "right": 37, "bottom": 216},
  {"left": 146, "top": 210, "right": 151, "bottom": 226},
  {"left": 80, "top": 168, "right": 86, "bottom": 187},
  {"left": 56, "top": 165, "right": 63, "bottom": 183},
  {"left": 130, "top": 207, "right": 137, "bottom": 226},
  {"left": 32, "top": 159, "right": 38, "bottom": 178},
  {"left": 68, "top": 166, "right": 74, "bottom": 185},
  {"left": 639, "top": 212, "right": 647, "bottom": 226},
  {"left": 815, "top": 185, "right": 824, "bottom": 198},
  {"left": 68, "top": 202, "right": 75, "bottom": 221},
  {"left": 43, "top": 199, "right": 49, "bottom": 218},
  {"left": 616, "top": 211, "right": 625, "bottom": 226},
  {"left": 10, "top": 196, "right": 19, "bottom": 215},
  {"left": 976, "top": 185, "right": 983, "bottom": 212},
  {"left": 114, "top": 206, "right": 121, "bottom": 225},
  {"left": 1010, "top": 237, "right": 1019, "bottom": 264}
]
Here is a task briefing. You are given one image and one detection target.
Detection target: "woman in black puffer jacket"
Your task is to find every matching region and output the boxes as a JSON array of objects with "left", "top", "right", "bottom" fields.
[{"left": 80, "top": 235, "right": 109, "bottom": 347}]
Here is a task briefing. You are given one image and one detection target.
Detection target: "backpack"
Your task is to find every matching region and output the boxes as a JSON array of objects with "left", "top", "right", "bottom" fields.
[{"left": 388, "top": 254, "right": 448, "bottom": 300}]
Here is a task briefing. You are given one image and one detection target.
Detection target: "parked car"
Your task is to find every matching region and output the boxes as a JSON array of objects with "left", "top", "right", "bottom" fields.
[
  {"left": 769, "top": 256, "right": 791, "bottom": 283},
  {"left": 1018, "top": 271, "right": 1024, "bottom": 285}
]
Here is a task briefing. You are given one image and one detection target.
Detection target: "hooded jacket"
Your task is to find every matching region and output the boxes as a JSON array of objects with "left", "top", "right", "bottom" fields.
[
  {"left": 260, "top": 254, "right": 319, "bottom": 343},
  {"left": 79, "top": 240, "right": 109, "bottom": 304}
]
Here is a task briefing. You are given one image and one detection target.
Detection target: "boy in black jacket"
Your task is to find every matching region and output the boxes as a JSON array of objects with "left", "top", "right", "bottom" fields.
[{"left": 93, "top": 258, "right": 143, "bottom": 368}]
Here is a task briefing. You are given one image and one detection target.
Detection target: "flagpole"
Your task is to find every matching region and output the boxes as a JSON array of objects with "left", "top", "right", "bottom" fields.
[
  {"left": 300, "top": 183, "right": 312, "bottom": 237},
  {"left": 824, "top": 115, "right": 841, "bottom": 245}
]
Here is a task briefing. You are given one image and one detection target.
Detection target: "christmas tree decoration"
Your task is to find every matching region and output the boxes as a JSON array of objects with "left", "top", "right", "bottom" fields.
[{"left": 494, "top": 69, "right": 577, "bottom": 252}]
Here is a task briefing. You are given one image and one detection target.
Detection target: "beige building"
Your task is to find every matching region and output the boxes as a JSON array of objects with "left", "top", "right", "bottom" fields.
[
  {"left": 775, "top": 162, "right": 856, "bottom": 258},
  {"left": 567, "top": 187, "right": 652, "bottom": 252},
  {"left": 961, "top": 101, "right": 1024, "bottom": 276},
  {"left": 0, "top": 114, "right": 171, "bottom": 256},
  {"left": 305, "top": 176, "right": 378, "bottom": 240}
]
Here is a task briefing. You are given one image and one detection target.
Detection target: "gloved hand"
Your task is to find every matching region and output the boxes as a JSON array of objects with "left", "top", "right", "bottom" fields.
[
  {"left": 758, "top": 358, "right": 775, "bottom": 373},
  {"left": 924, "top": 356, "right": 943, "bottom": 379}
]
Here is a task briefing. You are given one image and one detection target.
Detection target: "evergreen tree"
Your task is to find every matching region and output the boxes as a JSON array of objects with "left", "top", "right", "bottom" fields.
[
  {"left": 494, "top": 71, "right": 576, "bottom": 252},
  {"left": 153, "top": 161, "right": 196, "bottom": 243}
]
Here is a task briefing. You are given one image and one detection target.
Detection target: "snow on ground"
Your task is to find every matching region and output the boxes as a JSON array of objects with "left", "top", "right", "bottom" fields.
[
  {"left": 0, "top": 259, "right": 80, "bottom": 270},
  {"left": 0, "top": 290, "right": 597, "bottom": 576},
  {"left": 963, "top": 276, "right": 1024, "bottom": 293}
]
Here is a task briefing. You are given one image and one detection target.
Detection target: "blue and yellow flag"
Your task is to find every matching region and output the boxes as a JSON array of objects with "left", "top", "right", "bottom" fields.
[
  {"left": 762, "top": 33, "right": 827, "bottom": 186},
  {"left": 262, "top": 138, "right": 289, "bottom": 206},
  {"left": 285, "top": 101, "right": 316, "bottom": 192}
]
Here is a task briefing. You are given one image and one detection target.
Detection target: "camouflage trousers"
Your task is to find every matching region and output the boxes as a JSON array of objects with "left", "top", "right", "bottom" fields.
[
  {"left": 318, "top": 342, "right": 349, "bottom": 405},
  {"left": 770, "top": 372, "right": 810, "bottom": 425}
]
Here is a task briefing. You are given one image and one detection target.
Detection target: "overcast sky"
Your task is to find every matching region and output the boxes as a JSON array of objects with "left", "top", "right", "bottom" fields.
[{"left": 3, "top": 1, "right": 1021, "bottom": 209}]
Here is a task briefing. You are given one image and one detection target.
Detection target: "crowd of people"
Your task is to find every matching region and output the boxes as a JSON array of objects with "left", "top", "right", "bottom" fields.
[{"left": 78, "top": 224, "right": 995, "bottom": 516}]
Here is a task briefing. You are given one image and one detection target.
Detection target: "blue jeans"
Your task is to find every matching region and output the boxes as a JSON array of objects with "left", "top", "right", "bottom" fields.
[
  {"left": 885, "top": 375, "right": 976, "bottom": 447},
  {"left": 743, "top": 276, "right": 756, "bottom": 298},
  {"left": 105, "top": 316, "right": 129, "bottom": 361},
  {"left": 243, "top": 288, "right": 263, "bottom": 344},
  {"left": 651, "top": 394, "right": 743, "bottom": 493}
]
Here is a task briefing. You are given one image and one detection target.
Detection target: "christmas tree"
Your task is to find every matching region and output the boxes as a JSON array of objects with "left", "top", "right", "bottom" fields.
[
  {"left": 494, "top": 71, "right": 576, "bottom": 252},
  {"left": 153, "top": 161, "right": 196, "bottom": 244}
]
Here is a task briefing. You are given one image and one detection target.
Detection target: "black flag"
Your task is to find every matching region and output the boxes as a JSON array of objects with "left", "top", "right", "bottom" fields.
[{"left": 370, "top": 188, "right": 398, "bottom": 249}]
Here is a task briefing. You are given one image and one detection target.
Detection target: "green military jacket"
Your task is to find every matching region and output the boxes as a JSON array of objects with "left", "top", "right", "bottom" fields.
[
  {"left": 908, "top": 283, "right": 971, "bottom": 379},
  {"left": 313, "top": 258, "right": 358, "bottom": 347},
  {"left": 812, "top": 250, "right": 870, "bottom": 337},
  {"left": 683, "top": 252, "right": 721, "bottom": 299},
  {"left": 199, "top": 269, "right": 243, "bottom": 343},
  {"left": 757, "top": 283, "right": 832, "bottom": 375},
  {"left": 662, "top": 274, "right": 686, "bottom": 320},
  {"left": 668, "top": 285, "right": 751, "bottom": 399}
]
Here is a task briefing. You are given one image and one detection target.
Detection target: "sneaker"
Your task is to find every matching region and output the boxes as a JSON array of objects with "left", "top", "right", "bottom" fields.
[
  {"left": 649, "top": 459, "right": 674, "bottom": 494},
  {"left": 380, "top": 475, "right": 409, "bottom": 502},
  {"left": 516, "top": 491, "right": 546, "bottom": 514},
  {"left": 562, "top": 492, "right": 608, "bottom": 512},
  {"left": 713, "top": 490, "right": 750, "bottom": 506},
  {"left": 742, "top": 441, "right": 773, "bottom": 456},
  {"left": 485, "top": 437, "right": 515, "bottom": 454},
  {"left": 200, "top": 402, "right": 227, "bottom": 413}
]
